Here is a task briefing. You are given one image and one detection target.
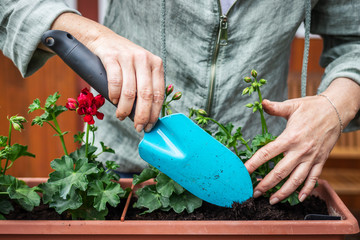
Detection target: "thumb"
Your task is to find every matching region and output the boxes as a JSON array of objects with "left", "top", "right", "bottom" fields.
[{"left": 262, "top": 99, "right": 295, "bottom": 119}]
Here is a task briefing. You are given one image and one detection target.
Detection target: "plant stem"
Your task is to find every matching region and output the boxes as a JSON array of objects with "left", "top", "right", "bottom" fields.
[
  {"left": 52, "top": 114, "right": 68, "bottom": 156},
  {"left": 3, "top": 122, "right": 13, "bottom": 175},
  {"left": 0, "top": 192, "right": 9, "bottom": 195},
  {"left": 256, "top": 85, "right": 268, "bottom": 134},
  {"left": 207, "top": 118, "right": 246, "bottom": 156},
  {"left": 85, "top": 123, "right": 90, "bottom": 157}
]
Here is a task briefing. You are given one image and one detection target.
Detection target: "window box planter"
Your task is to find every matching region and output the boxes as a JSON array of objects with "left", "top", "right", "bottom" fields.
[{"left": 0, "top": 178, "right": 358, "bottom": 240}]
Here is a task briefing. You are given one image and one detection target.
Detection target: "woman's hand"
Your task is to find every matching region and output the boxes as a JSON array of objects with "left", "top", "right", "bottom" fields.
[
  {"left": 50, "top": 13, "right": 164, "bottom": 132},
  {"left": 89, "top": 31, "right": 164, "bottom": 133},
  {"left": 245, "top": 78, "right": 360, "bottom": 205}
]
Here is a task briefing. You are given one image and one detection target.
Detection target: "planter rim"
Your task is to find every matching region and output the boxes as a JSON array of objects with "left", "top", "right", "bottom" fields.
[{"left": 0, "top": 177, "right": 357, "bottom": 236}]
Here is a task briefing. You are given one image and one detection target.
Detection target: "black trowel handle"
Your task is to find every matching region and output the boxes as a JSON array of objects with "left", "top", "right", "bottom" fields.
[{"left": 41, "top": 30, "right": 135, "bottom": 121}]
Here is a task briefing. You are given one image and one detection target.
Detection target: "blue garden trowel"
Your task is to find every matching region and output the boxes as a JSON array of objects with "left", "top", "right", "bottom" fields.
[{"left": 41, "top": 30, "right": 253, "bottom": 207}]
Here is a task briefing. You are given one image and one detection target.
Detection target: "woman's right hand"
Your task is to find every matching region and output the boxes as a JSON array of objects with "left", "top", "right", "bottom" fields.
[{"left": 51, "top": 13, "right": 165, "bottom": 132}]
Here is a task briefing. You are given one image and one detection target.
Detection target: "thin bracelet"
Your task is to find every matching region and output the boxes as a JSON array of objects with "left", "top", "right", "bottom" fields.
[{"left": 318, "top": 94, "right": 344, "bottom": 134}]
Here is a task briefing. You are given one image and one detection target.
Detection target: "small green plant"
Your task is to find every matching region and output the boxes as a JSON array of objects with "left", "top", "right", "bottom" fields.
[
  {"left": 0, "top": 115, "right": 40, "bottom": 219},
  {"left": 133, "top": 84, "right": 202, "bottom": 214},
  {"left": 29, "top": 90, "right": 128, "bottom": 220},
  {"left": 191, "top": 70, "right": 303, "bottom": 206}
]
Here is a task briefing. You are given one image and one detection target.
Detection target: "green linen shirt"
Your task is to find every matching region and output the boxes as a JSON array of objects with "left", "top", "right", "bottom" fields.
[{"left": 1, "top": 0, "right": 360, "bottom": 172}]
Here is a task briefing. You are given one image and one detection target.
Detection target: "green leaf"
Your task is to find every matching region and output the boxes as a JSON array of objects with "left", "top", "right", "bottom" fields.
[
  {"left": 49, "top": 188, "right": 83, "bottom": 214},
  {"left": 282, "top": 192, "right": 300, "bottom": 206},
  {"left": 0, "top": 136, "right": 8, "bottom": 147},
  {"left": 156, "top": 173, "right": 184, "bottom": 197},
  {"left": 5, "top": 144, "right": 35, "bottom": 162},
  {"left": 133, "top": 166, "right": 159, "bottom": 185},
  {"left": 169, "top": 190, "right": 202, "bottom": 214},
  {"left": 53, "top": 105, "right": 68, "bottom": 118},
  {"left": 74, "top": 131, "right": 85, "bottom": 144},
  {"left": 100, "top": 142, "right": 115, "bottom": 154},
  {"left": 0, "top": 214, "right": 6, "bottom": 220},
  {"left": 54, "top": 131, "right": 69, "bottom": 137},
  {"left": 134, "top": 185, "right": 165, "bottom": 214},
  {"left": 69, "top": 145, "right": 97, "bottom": 160},
  {"left": 88, "top": 180, "right": 125, "bottom": 211},
  {"left": 31, "top": 116, "right": 45, "bottom": 126},
  {"left": 0, "top": 199, "right": 14, "bottom": 215},
  {"left": 28, "top": 99, "right": 41, "bottom": 113},
  {"left": 49, "top": 156, "right": 98, "bottom": 199},
  {"left": 45, "top": 92, "right": 61, "bottom": 109},
  {"left": 38, "top": 182, "right": 58, "bottom": 204},
  {"left": 105, "top": 161, "right": 119, "bottom": 171},
  {"left": 0, "top": 175, "right": 16, "bottom": 187},
  {"left": 7, "top": 179, "right": 40, "bottom": 211}
]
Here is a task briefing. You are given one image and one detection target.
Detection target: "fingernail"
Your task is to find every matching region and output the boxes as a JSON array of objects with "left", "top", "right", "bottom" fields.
[
  {"left": 253, "top": 190, "right": 262, "bottom": 198},
  {"left": 118, "top": 116, "right": 125, "bottom": 121},
  {"left": 144, "top": 123, "right": 153, "bottom": 132},
  {"left": 270, "top": 197, "right": 279, "bottom": 205},
  {"left": 136, "top": 124, "right": 144, "bottom": 132},
  {"left": 299, "top": 193, "right": 307, "bottom": 202},
  {"left": 111, "top": 98, "right": 119, "bottom": 105}
]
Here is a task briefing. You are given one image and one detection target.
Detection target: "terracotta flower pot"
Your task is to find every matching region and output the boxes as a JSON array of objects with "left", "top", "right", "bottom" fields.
[{"left": 0, "top": 178, "right": 358, "bottom": 240}]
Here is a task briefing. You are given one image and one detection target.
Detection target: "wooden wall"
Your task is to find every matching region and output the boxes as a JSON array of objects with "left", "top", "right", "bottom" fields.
[{"left": 0, "top": 53, "right": 81, "bottom": 177}]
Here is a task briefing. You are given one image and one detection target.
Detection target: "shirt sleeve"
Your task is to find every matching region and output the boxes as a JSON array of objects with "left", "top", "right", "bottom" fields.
[
  {"left": 311, "top": 0, "right": 360, "bottom": 132},
  {"left": 0, "top": 0, "right": 80, "bottom": 77}
]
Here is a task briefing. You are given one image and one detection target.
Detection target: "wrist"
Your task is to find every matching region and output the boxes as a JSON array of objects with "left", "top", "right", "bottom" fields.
[
  {"left": 50, "top": 12, "right": 111, "bottom": 53},
  {"left": 321, "top": 77, "right": 360, "bottom": 128}
]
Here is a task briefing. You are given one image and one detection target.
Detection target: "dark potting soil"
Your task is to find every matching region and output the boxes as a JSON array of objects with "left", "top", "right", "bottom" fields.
[
  {"left": 124, "top": 195, "right": 328, "bottom": 221},
  {"left": 4, "top": 196, "right": 328, "bottom": 221}
]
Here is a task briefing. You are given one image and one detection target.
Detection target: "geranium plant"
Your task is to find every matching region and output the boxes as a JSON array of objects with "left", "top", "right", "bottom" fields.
[
  {"left": 29, "top": 89, "right": 128, "bottom": 220},
  {"left": 0, "top": 115, "right": 40, "bottom": 219},
  {"left": 191, "top": 70, "right": 304, "bottom": 205},
  {"left": 133, "top": 70, "right": 305, "bottom": 216}
]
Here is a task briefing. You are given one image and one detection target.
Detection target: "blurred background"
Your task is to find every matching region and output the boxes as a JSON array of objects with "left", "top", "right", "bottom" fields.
[{"left": 0, "top": 0, "right": 359, "bottom": 225}]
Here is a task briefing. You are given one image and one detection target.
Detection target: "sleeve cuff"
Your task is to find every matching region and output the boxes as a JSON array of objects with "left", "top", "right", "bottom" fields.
[{"left": 2, "top": 1, "right": 80, "bottom": 77}]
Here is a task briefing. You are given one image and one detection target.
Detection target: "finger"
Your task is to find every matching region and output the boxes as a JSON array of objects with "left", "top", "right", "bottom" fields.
[
  {"left": 253, "top": 152, "right": 298, "bottom": 198},
  {"left": 103, "top": 59, "right": 123, "bottom": 105},
  {"left": 245, "top": 137, "right": 287, "bottom": 174},
  {"left": 116, "top": 61, "right": 136, "bottom": 121},
  {"left": 134, "top": 52, "right": 153, "bottom": 132},
  {"left": 298, "top": 163, "right": 323, "bottom": 202},
  {"left": 268, "top": 161, "right": 312, "bottom": 204},
  {"left": 262, "top": 99, "right": 296, "bottom": 119},
  {"left": 145, "top": 56, "right": 164, "bottom": 132}
]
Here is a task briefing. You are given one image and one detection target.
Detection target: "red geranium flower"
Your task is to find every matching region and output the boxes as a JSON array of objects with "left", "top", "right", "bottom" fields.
[{"left": 66, "top": 88, "right": 105, "bottom": 125}]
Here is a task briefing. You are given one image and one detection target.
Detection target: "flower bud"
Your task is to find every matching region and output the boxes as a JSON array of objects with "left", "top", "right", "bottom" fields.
[
  {"left": 245, "top": 103, "right": 253, "bottom": 108},
  {"left": 172, "top": 92, "right": 182, "bottom": 101},
  {"left": 251, "top": 70, "right": 257, "bottom": 78},
  {"left": 66, "top": 98, "right": 78, "bottom": 111},
  {"left": 242, "top": 88, "right": 249, "bottom": 95},
  {"left": 12, "top": 116, "right": 26, "bottom": 123},
  {"left": 244, "top": 77, "right": 251, "bottom": 83},
  {"left": 166, "top": 84, "right": 174, "bottom": 96},
  {"left": 198, "top": 109, "right": 207, "bottom": 116},
  {"left": 260, "top": 79, "right": 267, "bottom": 84},
  {"left": 13, "top": 123, "right": 21, "bottom": 131},
  {"left": 166, "top": 108, "right": 173, "bottom": 115}
]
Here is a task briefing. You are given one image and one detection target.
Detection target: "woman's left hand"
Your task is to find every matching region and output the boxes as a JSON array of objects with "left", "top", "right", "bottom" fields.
[{"left": 244, "top": 77, "right": 360, "bottom": 205}]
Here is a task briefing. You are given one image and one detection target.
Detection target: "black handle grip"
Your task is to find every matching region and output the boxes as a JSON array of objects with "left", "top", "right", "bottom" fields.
[{"left": 41, "top": 30, "right": 135, "bottom": 121}]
